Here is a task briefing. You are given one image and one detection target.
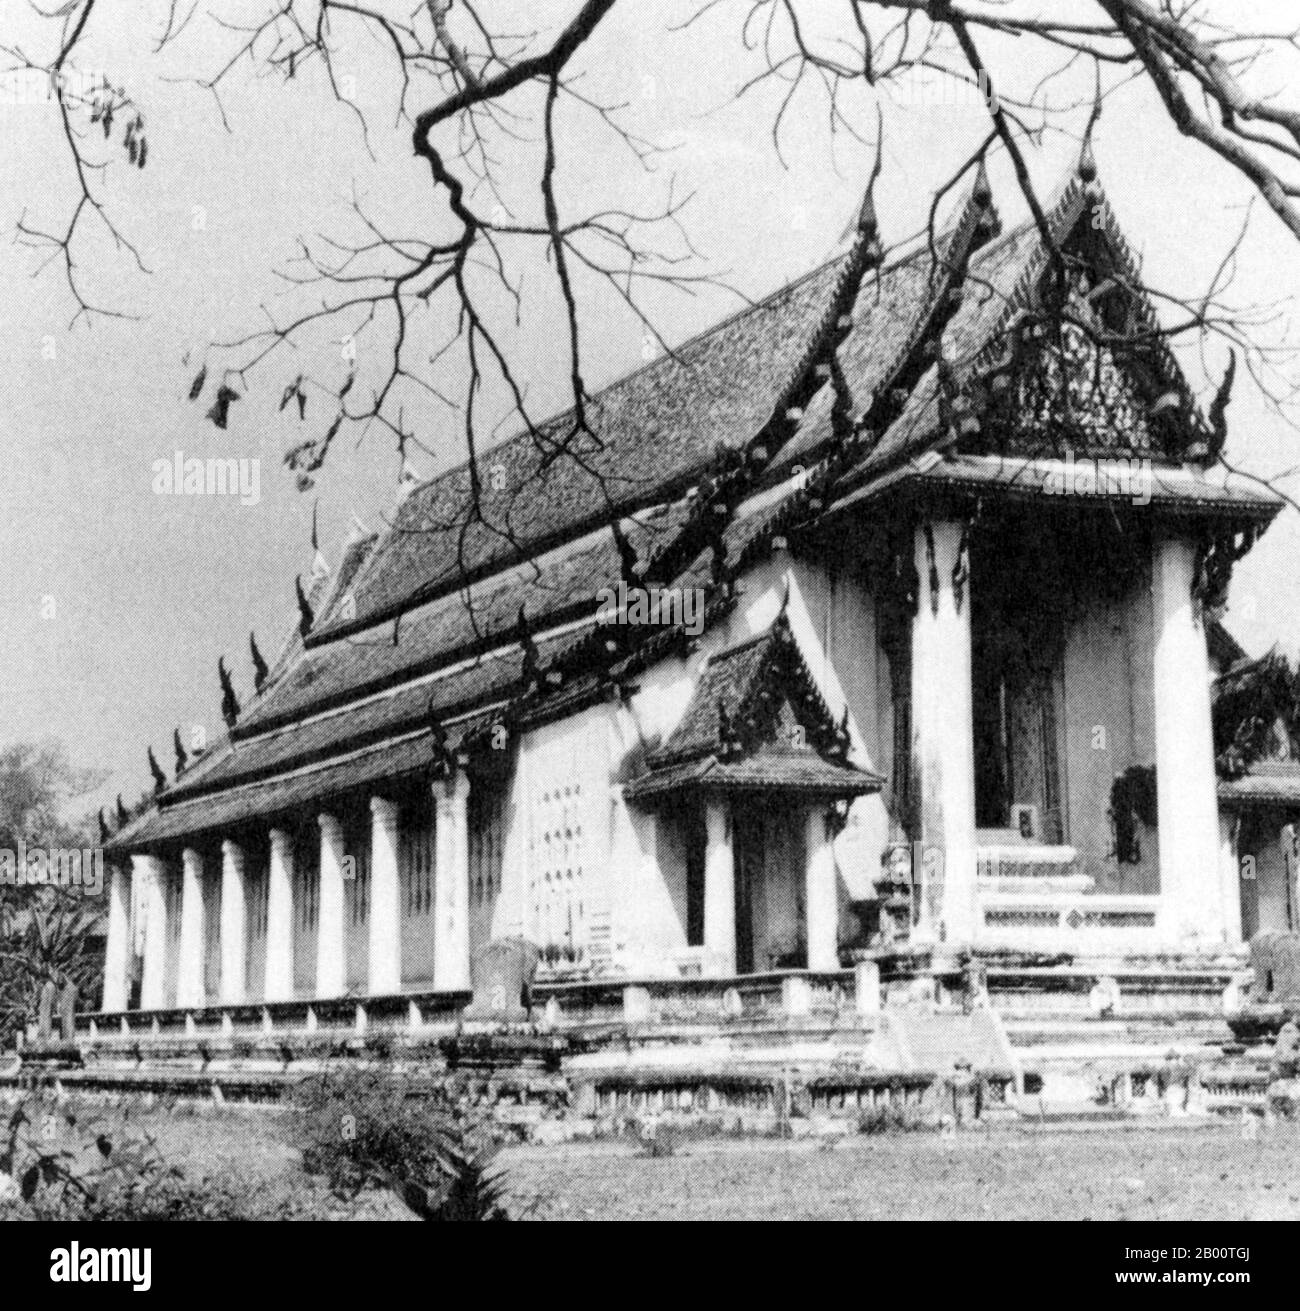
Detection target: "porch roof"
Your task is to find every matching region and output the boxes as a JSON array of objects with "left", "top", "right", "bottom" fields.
[
  {"left": 107, "top": 731, "right": 453, "bottom": 852},
  {"left": 828, "top": 451, "right": 1284, "bottom": 523},
  {"left": 1218, "top": 761, "right": 1300, "bottom": 809},
  {"left": 624, "top": 745, "right": 881, "bottom": 802},
  {"left": 625, "top": 613, "right": 883, "bottom": 803}
]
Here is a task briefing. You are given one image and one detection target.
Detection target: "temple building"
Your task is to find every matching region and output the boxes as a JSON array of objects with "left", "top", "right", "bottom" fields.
[{"left": 102, "top": 157, "right": 1285, "bottom": 1021}]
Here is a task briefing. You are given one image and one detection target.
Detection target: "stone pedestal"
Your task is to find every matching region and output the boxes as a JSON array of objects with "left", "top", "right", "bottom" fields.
[
  {"left": 854, "top": 960, "right": 881, "bottom": 1015},
  {"left": 464, "top": 938, "right": 540, "bottom": 1022},
  {"left": 782, "top": 976, "right": 813, "bottom": 1018}
]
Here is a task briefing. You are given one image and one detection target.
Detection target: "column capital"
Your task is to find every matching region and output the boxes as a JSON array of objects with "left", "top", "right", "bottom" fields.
[
  {"left": 370, "top": 795, "right": 400, "bottom": 827},
  {"left": 181, "top": 846, "right": 203, "bottom": 870},
  {"left": 437, "top": 769, "right": 471, "bottom": 807},
  {"left": 268, "top": 826, "right": 294, "bottom": 856},
  {"left": 221, "top": 838, "right": 244, "bottom": 862},
  {"left": 317, "top": 811, "right": 343, "bottom": 838}
]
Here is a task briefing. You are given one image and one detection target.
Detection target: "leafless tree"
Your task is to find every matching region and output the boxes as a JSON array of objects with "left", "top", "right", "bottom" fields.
[{"left": 8, "top": 1, "right": 1300, "bottom": 532}]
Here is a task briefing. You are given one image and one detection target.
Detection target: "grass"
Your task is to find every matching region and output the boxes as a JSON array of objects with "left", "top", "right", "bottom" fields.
[
  {"left": 7, "top": 1097, "right": 1300, "bottom": 1220},
  {"left": 502, "top": 1121, "right": 1300, "bottom": 1221}
]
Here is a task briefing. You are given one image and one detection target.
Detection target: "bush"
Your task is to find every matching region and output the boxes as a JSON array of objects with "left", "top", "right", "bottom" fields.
[
  {"left": 857, "top": 1104, "right": 926, "bottom": 1135},
  {"left": 292, "top": 1066, "right": 510, "bottom": 1220},
  {"left": 0, "top": 1097, "right": 300, "bottom": 1221}
]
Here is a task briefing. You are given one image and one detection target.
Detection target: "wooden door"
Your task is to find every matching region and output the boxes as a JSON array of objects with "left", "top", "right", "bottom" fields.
[{"left": 733, "top": 803, "right": 759, "bottom": 975}]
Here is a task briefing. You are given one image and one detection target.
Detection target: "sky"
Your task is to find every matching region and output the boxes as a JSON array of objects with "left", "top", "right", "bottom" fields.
[{"left": 3, "top": 0, "right": 1300, "bottom": 820}]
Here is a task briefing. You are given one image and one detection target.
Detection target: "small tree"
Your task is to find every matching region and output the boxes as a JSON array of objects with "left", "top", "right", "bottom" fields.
[
  {"left": 294, "top": 1066, "right": 511, "bottom": 1221},
  {"left": 0, "top": 740, "right": 106, "bottom": 1047}
]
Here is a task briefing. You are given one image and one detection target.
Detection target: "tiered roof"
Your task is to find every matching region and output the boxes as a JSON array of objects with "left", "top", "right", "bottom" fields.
[{"left": 110, "top": 161, "right": 1283, "bottom": 853}]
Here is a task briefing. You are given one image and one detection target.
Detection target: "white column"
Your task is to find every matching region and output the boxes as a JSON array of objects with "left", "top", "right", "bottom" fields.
[
  {"left": 1219, "top": 812, "right": 1244, "bottom": 947},
  {"left": 316, "top": 814, "right": 346, "bottom": 998},
  {"left": 219, "top": 839, "right": 247, "bottom": 1005},
  {"left": 265, "top": 829, "right": 295, "bottom": 1002},
  {"left": 703, "top": 798, "right": 736, "bottom": 976},
  {"left": 434, "top": 773, "right": 471, "bottom": 991},
  {"left": 137, "top": 854, "right": 169, "bottom": 1011},
  {"left": 176, "top": 848, "right": 207, "bottom": 1009},
  {"left": 1153, "top": 535, "right": 1226, "bottom": 944},
  {"left": 101, "top": 862, "right": 132, "bottom": 1012},
  {"left": 368, "top": 798, "right": 401, "bottom": 996},
  {"left": 805, "top": 806, "right": 839, "bottom": 972},
  {"left": 911, "top": 518, "right": 977, "bottom": 945}
]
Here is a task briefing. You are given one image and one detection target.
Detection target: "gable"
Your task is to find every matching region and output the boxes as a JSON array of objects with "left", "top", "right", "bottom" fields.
[
  {"left": 950, "top": 189, "right": 1204, "bottom": 463},
  {"left": 648, "top": 614, "right": 850, "bottom": 768}
]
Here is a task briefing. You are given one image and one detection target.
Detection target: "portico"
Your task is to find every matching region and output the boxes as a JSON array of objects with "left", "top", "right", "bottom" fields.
[
  {"left": 626, "top": 613, "right": 883, "bottom": 978},
  {"left": 100, "top": 772, "right": 476, "bottom": 1013},
  {"left": 903, "top": 500, "right": 1238, "bottom": 953}
]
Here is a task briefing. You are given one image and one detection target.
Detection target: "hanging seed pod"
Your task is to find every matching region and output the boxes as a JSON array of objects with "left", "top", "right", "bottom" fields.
[
  {"left": 206, "top": 383, "right": 240, "bottom": 430},
  {"left": 280, "top": 375, "right": 304, "bottom": 412},
  {"left": 188, "top": 365, "right": 207, "bottom": 401}
]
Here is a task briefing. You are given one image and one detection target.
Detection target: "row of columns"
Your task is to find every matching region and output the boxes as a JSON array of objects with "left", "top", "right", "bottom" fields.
[
  {"left": 700, "top": 798, "right": 841, "bottom": 976},
  {"left": 102, "top": 775, "right": 472, "bottom": 1013},
  {"left": 910, "top": 519, "right": 1229, "bottom": 948}
]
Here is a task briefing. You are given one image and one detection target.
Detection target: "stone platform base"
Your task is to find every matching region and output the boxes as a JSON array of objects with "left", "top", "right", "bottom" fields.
[{"left": 5, "top": 952, "right": 1260, "bottom": 1127}]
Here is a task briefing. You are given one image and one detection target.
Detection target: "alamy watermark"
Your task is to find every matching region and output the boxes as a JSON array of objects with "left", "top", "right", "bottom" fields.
[
  {"left": 0, "top": 68, "right": 106, "bottom": 109},
  {"left": 152, "top": 451, "right": 261, "bottom": 505},
  {"left": 596, "top": 580, "right": 705, "bottom": 636},
  {"left": 0, "top": 842, "right": 104, "bottom": 895},
  {"left": 1042, "top": 452, "right": 1152, "bottom": 506}
]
